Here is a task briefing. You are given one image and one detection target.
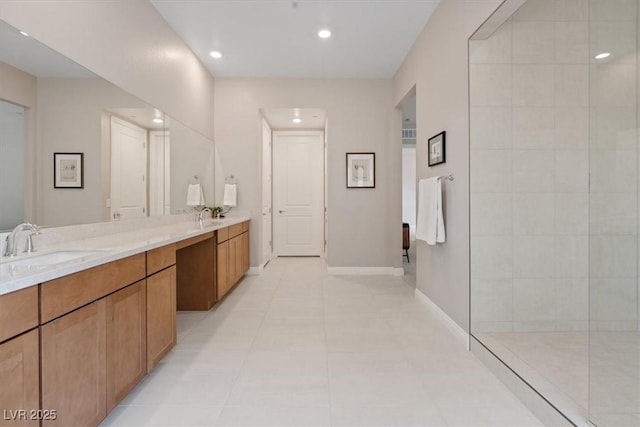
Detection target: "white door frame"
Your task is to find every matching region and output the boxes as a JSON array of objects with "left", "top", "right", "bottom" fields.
[
  {"left": 149, "top": 130, "right": 170, "bottom": 216},
  {"left": 272, "top": 130, "right": 325, "bottom": 257},
  {"left": 261, "top": 118, "right": 273, "bottom": 266}
]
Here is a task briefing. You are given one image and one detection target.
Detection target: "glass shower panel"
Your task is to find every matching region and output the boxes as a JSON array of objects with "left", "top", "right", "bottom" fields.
[
  {"left": 588, "top": 0, "right": 640, "bottom": 425},
  {"left": 469, "top": 1, "right": 592, "bottom": 423}
]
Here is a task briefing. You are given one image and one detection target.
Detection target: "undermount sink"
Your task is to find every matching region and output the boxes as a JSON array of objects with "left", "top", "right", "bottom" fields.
[{"left": 1, "top": 250, "right": 106, "bottom": 267}]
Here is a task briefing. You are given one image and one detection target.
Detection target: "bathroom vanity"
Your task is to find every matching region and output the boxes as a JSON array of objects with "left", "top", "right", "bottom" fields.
[{"left": 0, "top": 216, "right": 250, "bottom": 427}]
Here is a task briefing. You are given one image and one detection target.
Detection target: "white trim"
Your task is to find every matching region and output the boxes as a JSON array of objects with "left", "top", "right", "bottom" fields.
[
  {"left": 327, "top": 267, "right": 400, "bottom": 276},
  {"left": 414, "top": 288, "right": 469, "bottom": 350}
]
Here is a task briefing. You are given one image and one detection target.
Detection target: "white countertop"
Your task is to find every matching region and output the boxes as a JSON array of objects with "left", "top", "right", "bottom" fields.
[{"left": 0, "top": 215, "right": 250, "bottom": 296}]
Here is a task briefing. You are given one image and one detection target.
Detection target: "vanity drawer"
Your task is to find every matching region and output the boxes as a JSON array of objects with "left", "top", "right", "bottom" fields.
[
  {"left": 217, "top": 227, "right": 229, "bottom": 243},
  {"left": 0, "top": 286, "right": 38, "bottom": 343},
  {"left": 41, "top": 253, "right": 146, "bottom": 323},
  {"left": 147, "top": 244, "right": 176, "bottom": 275},
  {"left": 228, "top": 223, "right": 243, "bottom": 239},
  {"left": 242, "top": 221, "right": 249, "bottom": 232}
]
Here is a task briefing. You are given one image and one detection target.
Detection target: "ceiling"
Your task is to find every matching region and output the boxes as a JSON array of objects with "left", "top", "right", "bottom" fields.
[
  {"left": 151, "top": 0, "right": 440, "bottom": 78},
  {"left": 0, "top": 19, "right": 95, "bottom": 78},
  {"left": 263, "top": 108, "right": 326, "bottom": 129},
  {"left": 107, "top": 107, "right": 166, "bottom": 131}
]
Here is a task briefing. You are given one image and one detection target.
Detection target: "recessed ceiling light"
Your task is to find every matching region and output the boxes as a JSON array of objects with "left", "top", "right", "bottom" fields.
[
  {"left": 292, "top": 118, "right": 302, "bottom": 124},
  {"left": 318, "top": 29, "right": 331, "bottom": 39},
  {"left": 153, "top": 118, "right": 163, "bottom": 124},
  {"left": 595, "top": 52, "right": 610, "bottom": 59},
  {"left": 19, "top": 30, "right": 29, "bottom": 37},
  {"left": 209, "top": 51, "right": 223, "bottom": 59}
]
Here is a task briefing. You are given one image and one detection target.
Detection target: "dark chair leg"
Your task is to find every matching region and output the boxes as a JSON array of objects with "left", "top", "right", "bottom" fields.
[{"left": 404, "top": 249, "right": 410, "bottom": 263}]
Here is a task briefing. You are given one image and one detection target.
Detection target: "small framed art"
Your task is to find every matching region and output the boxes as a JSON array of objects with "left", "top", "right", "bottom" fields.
[
  {"left": 54, "top": 152, "right": 84, "bottom": 188},
  {"left": 428, "top": 131, "right": 446, "bottom": 167},
  {"left": 346, "top": 152, "right": 375, "bottom": 188}
]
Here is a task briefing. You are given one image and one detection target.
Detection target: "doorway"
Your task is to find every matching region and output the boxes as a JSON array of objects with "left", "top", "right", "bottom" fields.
[
  {"left": 272, "top": 130, "right": 325, "bottom": 256},
  {"left": 400, "top": 93, "right": 416, "bottom": 281},
  {"left": 110, "top": 116, "right": 147, "bottom": 220}
]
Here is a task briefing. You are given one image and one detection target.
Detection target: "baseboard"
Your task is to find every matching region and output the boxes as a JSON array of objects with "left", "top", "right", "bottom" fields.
[
  {"left": 246, "top": 265, "right": 263, "bottom": 275},
  {"left": 328, "top": 266, "right": 402, "bottom": 275},
  {"left": 414, "top": 288, "right": 469, "bottom": 350}
]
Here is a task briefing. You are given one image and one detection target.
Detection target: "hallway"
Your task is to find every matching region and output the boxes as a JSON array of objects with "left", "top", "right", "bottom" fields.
[{"left": 100, "top": 258, "right": 540, "bottom": 426}]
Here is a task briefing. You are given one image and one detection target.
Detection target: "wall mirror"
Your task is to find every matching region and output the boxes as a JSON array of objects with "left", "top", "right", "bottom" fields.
[{"left": 0, "top": 19, "right": 215, "bottom": 231}]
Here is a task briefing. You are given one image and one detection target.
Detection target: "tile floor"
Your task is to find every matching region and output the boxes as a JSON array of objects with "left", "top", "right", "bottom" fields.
[
  {"left": 476, "top": 332, "right": 588, "bottom": 423},
  {"left": 477, "top": 330, "right": 640, "bottom": 427},
  {"left": 100, "top": 257, "right": 542, "bottom": 427}
]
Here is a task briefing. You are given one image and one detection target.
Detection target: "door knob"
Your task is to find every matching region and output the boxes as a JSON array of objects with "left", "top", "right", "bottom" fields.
[{"left": 279, "top": 210, "right": 286, "bottom": 214}]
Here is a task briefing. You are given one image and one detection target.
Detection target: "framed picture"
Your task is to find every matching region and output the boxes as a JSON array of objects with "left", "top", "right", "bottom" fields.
[
  {"left": 54, "top": 152, "right": 84, "bottom": 188},
  {"left": 346, "top": 152, "right": 375, "bottom": 188},
  {"left": 428, "top": 131, "right": 446, "bottom": 167}
]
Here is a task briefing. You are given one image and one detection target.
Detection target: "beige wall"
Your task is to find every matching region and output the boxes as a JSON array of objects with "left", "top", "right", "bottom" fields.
[
  {"left": 214, "top": 78, "right": 395, "bottom": 269},
  {"left": 0, "top": 0, "right": 215, "bottom": 140},
  {"left": 393, "top": 0, "right": 502, "bottom": 332}
]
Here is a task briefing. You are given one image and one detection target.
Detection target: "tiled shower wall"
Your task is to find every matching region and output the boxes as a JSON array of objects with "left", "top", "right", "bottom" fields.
[
  {"left": 471, "top": 0, "right": 591, "bottom": 333},
  {"left": 470, "top": 0, "right": 639, "bottom": 333}
]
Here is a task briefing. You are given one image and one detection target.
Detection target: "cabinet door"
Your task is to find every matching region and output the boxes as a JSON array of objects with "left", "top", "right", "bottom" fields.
[
  {"left": 147, "top": 266, "right": 176, "bottom": 372},
  {"left": 106, "top": 280, "right": 147, "bottom": 412},
  {"left": 228, "top": 236, "right": 239, "bottom": 287},
  {"left": 0, "top": 329, "right": 39, "bottom": 427},
  {"left": 242, "top": 231, "right": 250, "bottom": 274},
  {"left": 42, "top": 300, "right": 107, "bottom": 427},
  {"left": 216, "top": 240, "right": 229, "bottom": 300},
  {"left": 234, "top": 234, "right": 244, "bottom": 283}
]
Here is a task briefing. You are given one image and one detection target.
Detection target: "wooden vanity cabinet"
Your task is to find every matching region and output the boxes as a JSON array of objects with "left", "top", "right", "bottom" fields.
[
  {"left": 0, "top": 329, "right": 39, "bottom": 427},
  {"left": 217, "top": 221, "right": 250, "bottom": 300},
  {"left": 40, "top": 254, "right": 146, "bottom": 427},
  {"left": 0, "top": 286, "right": 38, "bottom": 343},
  {"left": 146, "top": 266, "right": 176, "bottom": 372},
  {"left": 216, "top": 239, "right": 230, "bottom": 299},
  {"left": 146, "top": 244, "right": 177, "bottom": 372},
  {"left": 0, "top": 287, "right": 40, "bottom": 427},
  {"left": 41, "top": 300, "right": 107, "bottom": 427},
  {"left": 106, "top": 280, "right": 147, "bottom": 411}
]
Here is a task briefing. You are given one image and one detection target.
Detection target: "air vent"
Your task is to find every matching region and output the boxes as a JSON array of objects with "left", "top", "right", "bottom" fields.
[{"left": 402, "top": 129, "right": 416, "bottom": 139}]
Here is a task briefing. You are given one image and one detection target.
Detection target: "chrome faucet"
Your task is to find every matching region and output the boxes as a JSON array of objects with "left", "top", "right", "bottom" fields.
[
  {"left": 4, "top": 223, "right": 40, "bottom": 257},
  {"left": 195, "top": 207, "right": 211, "bottom": 224}
]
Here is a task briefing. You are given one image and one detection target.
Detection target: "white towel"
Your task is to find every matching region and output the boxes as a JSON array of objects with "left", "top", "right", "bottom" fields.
[
  {"left": 186, "top": 183, "right": 205, "bottom": 207},
  {"left": 223, "top": 183, "right": 237, "bottom": 207},
  {"left": 416, "top": 177, "right": 445, "bottom": 245}
]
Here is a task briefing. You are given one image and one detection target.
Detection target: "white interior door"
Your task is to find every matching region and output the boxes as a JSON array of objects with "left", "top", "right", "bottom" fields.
[
  {"left": 149, "top": 130, "right": 170, "bottom": 216},
  {"left": 110, "top": 116, "right": 147, "bottom": 220},
  {"left": 262, "top": 119, "right": 273, "bottom": 265},
  {"left": 273, "top": 130, "right": 324, "bottom": 256}
]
